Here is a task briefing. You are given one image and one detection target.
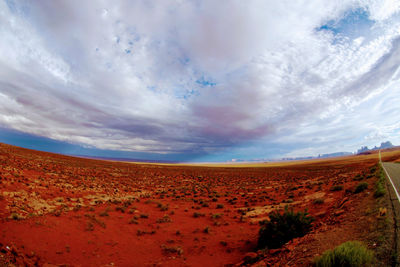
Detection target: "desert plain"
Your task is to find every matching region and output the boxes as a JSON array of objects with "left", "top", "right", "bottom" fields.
[{"left": 0, "top": 143, "right": 400, "bottom": 266}]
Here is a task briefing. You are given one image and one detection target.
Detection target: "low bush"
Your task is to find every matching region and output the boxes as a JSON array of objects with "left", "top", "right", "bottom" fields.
[
  {"left": 374, "top": 182, "right": 385, "bottom": 198},
  {"left": 11, "top": 213, "right": 20, "bottom": 220},
  {"left": 161, "top": 244, "right": 183, "bottom": 255},
  {"left": 257, "top": 206, "right": 314, "bottom": 249},
  {"left": 99, "top": 210, "right": 109, "bottom": 217},
  {"left": 330, "top": 185, "right": 343, "bottom": 192},
  {"left": 313, "top": 198, "right": 324, "bottom": 205},
  {"left": 156, "top": 214, "right": 171, "bottom": 223},
  {"left": 314, "top": 241, "right": 374, "bottom": 267},
  {"left": 211, "top": 213, "right": 223, "bottom": 219},
  {"left": 193, "top": 212, "right": 205, "bottom": 218},
  {"left": 353, "top": 173, "right": 364, "bottom": 181},
  {"left": 374, "top": 164, "right": 386, "bottom": 198},
  {"left": 354, "top": 182, "right": 368, "bottom": 194}
]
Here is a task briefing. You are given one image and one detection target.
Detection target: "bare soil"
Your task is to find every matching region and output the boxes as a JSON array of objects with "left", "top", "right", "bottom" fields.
[{"left": 0, "top": 143, "right": 399, "bottom": 266}]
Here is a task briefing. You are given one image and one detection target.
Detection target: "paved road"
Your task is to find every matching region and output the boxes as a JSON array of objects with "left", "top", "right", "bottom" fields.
[
  {"left": 380, "top": 150, "right": 400, "bottom": 203},
  {"left": 380, "top": 152, "right": 400, "bottom": 265},
  {"left": 382, "top": 162, "right": 400, "bottom": 201}
]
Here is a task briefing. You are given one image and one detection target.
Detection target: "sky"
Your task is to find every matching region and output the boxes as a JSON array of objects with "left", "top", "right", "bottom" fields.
[{"left": 0, "top": 0, "right": 399, "bottom": 162}]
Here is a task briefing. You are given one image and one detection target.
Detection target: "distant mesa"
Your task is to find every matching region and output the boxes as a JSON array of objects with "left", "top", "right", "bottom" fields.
[
  {"left": 357, "top": 141, "right": 395, "bottom": 154},
  {"left": 282, "top": 151, "right": 352, "bottom": 162},
  {"left": 280, "top": 141, "right": 395, "bottom": 162},
  {"left": 318, "top": 152, "right": 353, "bottom": 158}
]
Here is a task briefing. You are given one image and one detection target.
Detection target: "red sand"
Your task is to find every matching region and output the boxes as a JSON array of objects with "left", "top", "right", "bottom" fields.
[{"left": 1, "top": 143, "right": 399, "bottom": 266}]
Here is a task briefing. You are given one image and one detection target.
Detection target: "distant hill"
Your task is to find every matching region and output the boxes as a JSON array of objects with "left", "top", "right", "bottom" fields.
[
  {"left": 279, "top": 151, "right": 353, "bottom": 162},
  {"left": 318, "top": 152, "right": 353, "bottom": 158},
  {"left": 71, "top": 155, "right": 180, "bottom": 164},
  {"left": 357, "top": 141, "right": 395, "bottom": 154}
]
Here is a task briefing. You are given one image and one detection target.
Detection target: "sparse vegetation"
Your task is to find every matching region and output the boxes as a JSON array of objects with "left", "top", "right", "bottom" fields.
[
  {"left": 137, "top": 229, "right": 156, "bottom": 236},
  {"left": 353, "top": 173, "right": 364, "bottom": 181},
  {"left": 85, "top": 214, "right": 106, "bottom": 229},
  {"left": 354, "top": 182, "right": 368, "bottom": 194},
  {"left": 313, "top": 198, "right": 324, "bottom": 205},
  {"left": 99, "top": 210, "right": 109, "bottom": 217},
  {"left": 314, "top": 241, "right": 374, "bottom": 267},
  {"left": 193, "top": 212, "right": 205, "bottom": 218},
  {"left": 11, "top": 213, "right": 20, "bottom": 220},
  {"left": 85, "top": 221, "right": 94, "bottom": 231},
  {"left": 374, "top": 164, "right": 386, "bottom": 198},
  {"left": 161, "top": 244, "right": 183, "bottom": 255},
  {"left": 115, "top": 206, "right": 126, "bottom": 213},
  {"left": 211, "top": 213, "right": 223, "bottom": 219},
  {"left": 129, "top": 217, "right": 139, "bottom": 224},
  {"left": 257, "top": 206, "right": 314, "bottom": 249},
  {"left": 330, "top": 185, "right": 343, "bottom": 192},
  {"left": 156, "top": 214, "right": 171, "bottom": 223},
  {"left": 220, "top": 241, "right": 228, "bottom": 246}
]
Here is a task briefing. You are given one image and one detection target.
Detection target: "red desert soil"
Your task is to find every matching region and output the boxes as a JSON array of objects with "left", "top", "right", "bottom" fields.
[{"left": 0, "top": 143, "right": 399, "bottom": 266}]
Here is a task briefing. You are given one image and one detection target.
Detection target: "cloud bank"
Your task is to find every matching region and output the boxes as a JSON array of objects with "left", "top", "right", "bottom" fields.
[{"left": 0, "top": 0, "right": 399, "bottom": 159}]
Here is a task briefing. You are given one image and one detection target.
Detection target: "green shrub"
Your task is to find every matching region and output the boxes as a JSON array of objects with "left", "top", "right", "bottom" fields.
[
  {"left": 374, "top": 165, "right": 386, "bottom": 198},
  {"left": 129, "top": 218, "right": 139, "bottom": 224},
  {"left": 354, "top": 182, "right": 368, "bottom": 194},
  {"left": 211, "top": 213, "right": 223, "bottom": 219},
  {"left": 11, "top": 213, "right": 20, "bottom": 220},
  {"left": 314, "top": 241, "right": 374, "bottom": 267},
  {"left": 193, "top": 212, "right": 205, "bottom": 218},
  {"left": 99, "top": 210, "right": 109, "bottom": 217},
  {"left": 374, "top": 183, "right": 385, "bottom": 198},
  {"left": 353, "top": 174, "right": 364, "bottom": 181},
  {"left": 313, "top": 198, "right": 324, "bottom": 205},
  {"left": 161, "top": 244, "right": 183, "bottom": 255},
  {"left": 156, "top": 214, "right": 171, "bottom": 223},
  {"left": 257, "top": 206, "right": 314, "bottom": 249},
  {"left": 369, "top": 165, "right": 377, "bottom": 174},
  {"left": 330, "top": 185, "right": 343, "bottom": 192}
]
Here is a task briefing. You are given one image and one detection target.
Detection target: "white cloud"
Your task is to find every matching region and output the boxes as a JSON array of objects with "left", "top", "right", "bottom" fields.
[{"left": 0, "top": 0, "right": 399, "bottom": 157}]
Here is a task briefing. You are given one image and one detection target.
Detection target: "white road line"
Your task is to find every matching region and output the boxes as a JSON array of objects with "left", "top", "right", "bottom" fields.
[{"left": 380, "top": 150, "right": 400, "bottom": 204}]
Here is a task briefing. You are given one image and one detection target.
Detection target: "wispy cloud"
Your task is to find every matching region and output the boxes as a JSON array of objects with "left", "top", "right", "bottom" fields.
[{"left": 0, "top": 0, "right": 399, "bottom": 160}]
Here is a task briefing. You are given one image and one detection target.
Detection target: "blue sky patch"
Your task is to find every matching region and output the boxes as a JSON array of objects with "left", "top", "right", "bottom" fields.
[
  {"left": 317, "top": 8, "right": 375, "bottom": 40},
  {"left": 196, "top": 76, "right": 216, "bottom": 87},
  {"left": 5, "top": 0, "right": 16, "bottom": 14}
]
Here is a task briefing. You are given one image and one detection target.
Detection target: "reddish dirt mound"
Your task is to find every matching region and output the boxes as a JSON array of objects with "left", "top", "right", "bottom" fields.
[{"left": 0, "top": 143, "right": 399, "bottom": 266}]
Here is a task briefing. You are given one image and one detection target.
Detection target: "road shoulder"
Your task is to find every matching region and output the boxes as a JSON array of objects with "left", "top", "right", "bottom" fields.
[{"left": 382, "top": 162, "right": 400, "bottom": 266}]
